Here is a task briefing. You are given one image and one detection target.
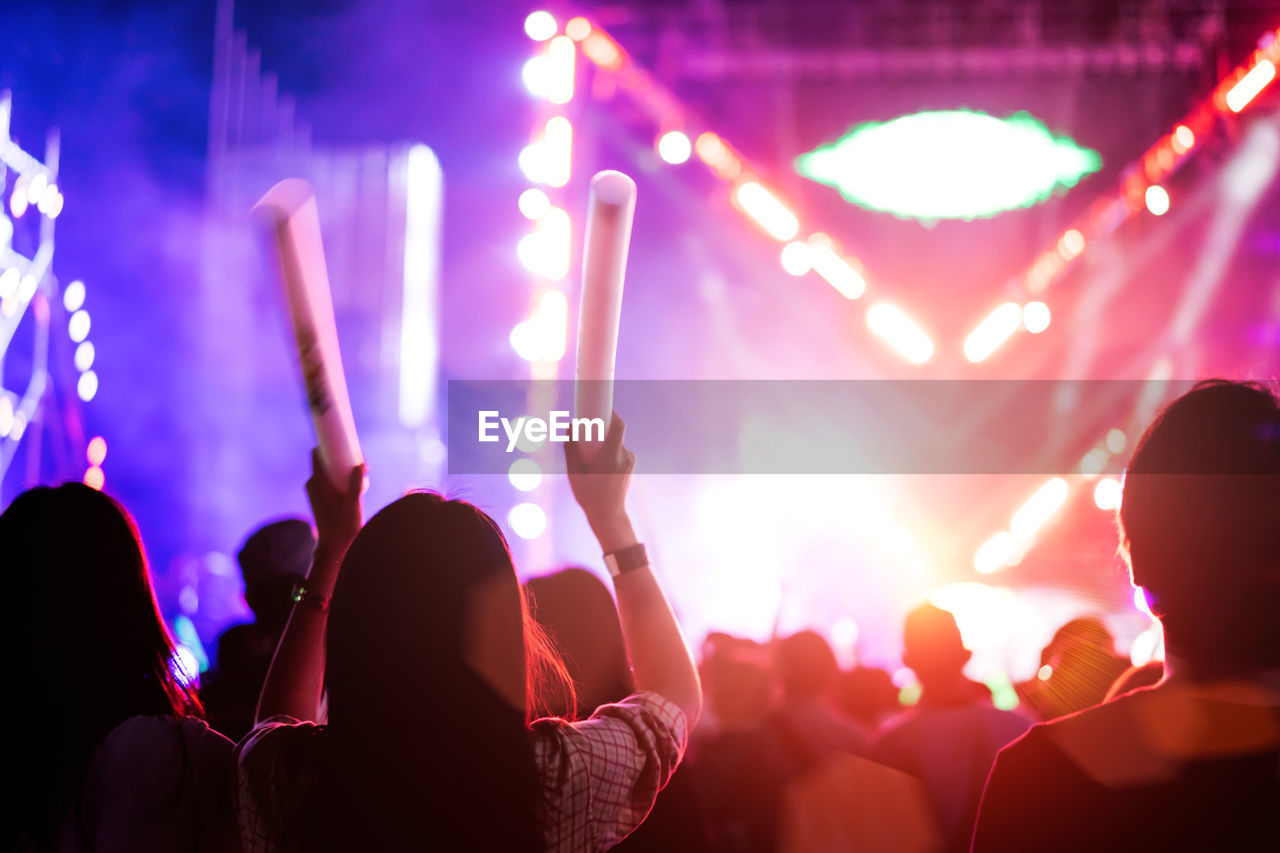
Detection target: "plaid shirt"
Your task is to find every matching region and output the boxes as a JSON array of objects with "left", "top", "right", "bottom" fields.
[{"left": 235, "top": 691, "right": 687, "bottom": 853}]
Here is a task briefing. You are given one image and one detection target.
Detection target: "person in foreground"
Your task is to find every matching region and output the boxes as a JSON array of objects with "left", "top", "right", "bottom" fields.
[
  {"left": 235, "top": 416, "right": 702, "bottom": 852},
  {"left": 0, "top": 484, "right": 238, "bottom": 853},
  {"left": 972, "top": 380, "right": 1280, "bottom": 852}
]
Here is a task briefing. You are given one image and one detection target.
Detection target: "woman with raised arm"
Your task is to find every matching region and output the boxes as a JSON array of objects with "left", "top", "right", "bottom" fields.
[
  {"left": 235, "top": 416, "right": 701, "bottom": 852},
  {"left": 0, "top": 484, "right": 238, "bottom": 853}
]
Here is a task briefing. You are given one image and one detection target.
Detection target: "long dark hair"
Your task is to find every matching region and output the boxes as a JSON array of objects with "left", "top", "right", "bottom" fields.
[
  {"left": 0, "top": 483, "right": 201, "bottom": 849},
  {"left": 291, "top": 492, "right": 569, "bottom": 851}
]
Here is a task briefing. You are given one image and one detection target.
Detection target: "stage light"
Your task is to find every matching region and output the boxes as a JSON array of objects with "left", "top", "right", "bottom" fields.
[
  {"left": 86, "top": 435, "right": 107, "bottom": 466},
  {"left": 518, "top": 143, "right": 550, "bottom": 184},
  {"left": 565, "top": 17, "right": 591, "bottom": 41},
  {"left": 27, "top": 173, "right": 47, "bottom": 207},
  {"left": 1226, "top": 59, "right": 1276, "bottom": 112},
  {"left": 974, "top": 531, "right": 1016, "bottom": 574},
  {"left": 1079, "top": 447, "right": 1108, "bottom": 478},
  {"left": 0, "top": 268, "right": 17, "bottom": 299},
  {"left": 581, "top": 30, "right": 622, "bottom": 70},
  {"left": 733, "top": 181, "right": 799, "bottom": 241},
  {"left": 69, "top": 309, "right": 91, "bottom": 342},
  {"left": 9, "top": 182, "right": 28, "bottom": 218},
  {"left": 40, "top": 188, "right": 64, "bottom": 218},
  {"left": 544, "top": 117, "right": 572, "bottom": 187},
  {"left": 807, "top": 235, "right": 866, "bottom": 299},
  {"left": 63, "top": 279, "right": 85, "bottom": 311},
  {"left": 1145, "top": 185, "right": 1170, "bottom": 216},
  {"left": 695, "top": 132, "right": 741, "bottom": 180},
  {"left": 546, "top": 36, "right": 575, "bottom": 105},
  {"left": 1038, "top": 664, "right": 1053, "bottom": 681},
  {"left": 780, "top": 241, "right": 811, "bottom": 276},
  {"left": 83, "top": 465, "right": 105, "bottom": 490},
  {"left": 518, "top": 188, "right": 550, "bottom": 220},
  {"left": 1105, "top": 428, "right": 1127, "bottom": 454},
  {"left": 963, "top": 302, "right": 1022, "bottom": 363},
  {"left": 77, "top": 370, "right": 99, "bottom": 402},
  {"left": 1022, "top": 301, "right": 1051, "bottom": 333},
  {"left": 0, "top": 397, "right": 12, "bottom": 435},
  {"left": 657, "top": 130, "right": 692, "bottom": 165},
  {"left": 17, "top": 275, "right": 37, "bottom": 302},
  {"left": 1172, "top": 124, "right": 1195, "bottom": 154},
  {"left": 508, "top": 458, "right": 542, "bottom": 491},
  {"left": 0, "top": 296, "right": 15, "bottom": 318},
  {"left": 795, "top": 109, "right": 1101, "bottom": 221},
  {"left": 1057, "top": 228, "right": 1085, "bottom": 259},
  {"left": 1093, "top": 477, "right": 1123, "bottom": 511},
  {"left": 522, "top": 56, "right": 550, "bottom": 97},
  {"left": 1010, "top": 477, "right": 1069, "bottom": 540},
  {"left": 524, "top": 10, "right": 557, "bottom": 41},
  {"left": 929, "top": 582, "right": 1021, "bottom": 651},
  {"left": 74, "top": 338, "right": 95, "bottom": 368},
  {"left": 509, "top": 320, "right": 541, "bottom": 361},
  {"left": 508, "top": 501, "right": 548, "bottom": 539},
  {"left": 866, "top": 303, "right": 934, "bottom": 364}
]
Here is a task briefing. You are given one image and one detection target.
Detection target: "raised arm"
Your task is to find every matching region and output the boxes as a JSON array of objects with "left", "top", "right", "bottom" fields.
[
  {"left": 255, "top": 450, "right": 364, "bottom": 724},
  {"left": 565, "top": 415, "right": 702, "bottom": 725}
]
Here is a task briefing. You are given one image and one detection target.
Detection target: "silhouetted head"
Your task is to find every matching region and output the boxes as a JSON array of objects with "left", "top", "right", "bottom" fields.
[
  {"left": 299, "top": 492, "right": 566, "bottom": 851},
  {"left": 902, "top": 604, "right": 970, "bottom": 684},
  {"left": 1119, "top": 380, "right": 1280, "bottom": 674},
  {"left": 526, "top": 567, "right": 622, "bottom": 718},
  {"left": 702, "top": 638, "right": 774, "bottom": 728},
  {"left": 838, "top": 666, "right": 901, "bottom": 728},
  {"left": 237, "top": 518, "right": 315, "bottom": 631},
  {"left": 775, "top": 630, "right": 840, "bottom": 702},
  {"left": 0, "top": 484, "right": 198, "bottom": 849}
]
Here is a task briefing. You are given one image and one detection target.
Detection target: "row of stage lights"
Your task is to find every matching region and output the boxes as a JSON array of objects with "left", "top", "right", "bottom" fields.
[
  {"left": 522, "top": 13, "right": 1280, "bottom": 368},
  {"left": 62, "top": 278, "right": 108, "bottom": 490}
]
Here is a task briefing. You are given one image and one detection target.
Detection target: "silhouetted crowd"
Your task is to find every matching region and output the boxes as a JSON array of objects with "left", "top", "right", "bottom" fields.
[{"left": 5, "top": 380, "right": 1280, "bottom": 852}]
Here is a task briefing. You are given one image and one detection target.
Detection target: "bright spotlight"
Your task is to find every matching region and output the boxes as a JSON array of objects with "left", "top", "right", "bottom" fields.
[
  {"left": 1145, "top": 185, "right": 1170, "bottom": 216},
  {"left": 974, "top": 531, "right": 1017, "bottom": 574},
  {"left": 1105, "top": 428, "right": 1127, "bottom": 454},
  {"left": 1057, "top": 228, "right": 1085, "bottom": 259},
  {"left": 1226, "top": 59, "right": 1276, "bottom": 113},
  {"left": 508, "top": 502, "right": 548, "bottom": 539},
  {"left": 521, "top": 56, "right": 550, "bottom": 97},
  {"left": 544, "top": 117, "right": 572, "bottom": 187},
  {"left": 963, "top": 302, "right": 1022, "bottom": 363},
  {"left": 734, "top": 181, "right": 799, "bottom": 241},
  {"left": 866, "top": 303, "right": 934, "bottom": 364},
  {"left": 77, "top": 370, "right": 99, "bottom": 402},
  {"left": 565, "top": 17, "right": 591, "bottom": 41},
  {"left": 69, "top": 309, "right": 91, "bottom": 343},
  {"left": 1079, "top": 447, "right": 1109, "bottom": 478},
  {"left": 780, "top": 241, "right": 811, "bottom": 276},
  {"left": 1022, "top": 301, "right": 1051, "bottom": 333},
  {"left": 87, "top": 435, "right": 108, "bottom": 466},
  {"left": 581, "top": 29, "right": 622, "bottom": 70},
  {"left": 524, "top": 10, "right": 557, "bottom": 41},
  {"left": 63, "top": 279, "right": 86, "bottom": 311},
  {"left": 1094, "top": 477, "right": 1123, "bottom": 511},
  {"left": 1172, "top": 124, "right": 1195, "bottom": 154},
  {"left": 508, "top": 458, "right": 542, "bottom": 491},
  {"left": 1010, "top": 477, "right": 1069, "bottom": 540},
  {"left": 0, "top": 268, "right": 18, "bottom": 299},
  {"left": 808, "top": 236, "right": 866, "bottom": 299},
  {"left": 546, "top": 36, "right": 575, "bottom": 105},
  {"left": 83, "top": 465, "right": 105, "bottom": 491},
  {"left": 27, "top": 173, "right": 47, "bottom": 207},
  {"left": 518, "top": 188, "right": 550, "bottom": 220},
  {"left": 657, "top": 130, "right": 692, "bottom": 165}
]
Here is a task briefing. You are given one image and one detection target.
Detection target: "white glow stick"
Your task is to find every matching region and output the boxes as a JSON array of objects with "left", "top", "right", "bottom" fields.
[
  {"left": 254, "top": 178, "right": 365, "bottom": 489},
  {"left": 575, "top": 171, "right": 636, "bottom": 463}
]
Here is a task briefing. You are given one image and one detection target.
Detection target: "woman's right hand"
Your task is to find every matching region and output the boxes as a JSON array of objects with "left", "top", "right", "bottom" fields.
[
  {"left": 305, "top": 447, "right": 365, "bottom": 556},
  {"left": 565, "top": 413, "right": 638, "bottom": 552}
]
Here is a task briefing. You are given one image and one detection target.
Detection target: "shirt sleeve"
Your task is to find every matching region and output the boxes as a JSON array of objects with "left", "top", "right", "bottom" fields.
[
  {"left": 234, "top": 715, "right": 314, "bottom": 853},
  {"left": 530, "top": 691, "right": 689, "bottom": 852}
]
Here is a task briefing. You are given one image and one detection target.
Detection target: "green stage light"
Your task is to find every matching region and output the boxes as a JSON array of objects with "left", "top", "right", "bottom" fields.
[{"left": 795, "top": 110, "right": 1101, "bottom": 222}]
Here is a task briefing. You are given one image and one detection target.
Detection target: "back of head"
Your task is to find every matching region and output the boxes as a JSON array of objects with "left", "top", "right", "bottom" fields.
[
  {"left": 526, "top": 568, "right": 626, "bottom": 718},
  {"left": 237, "top": 518, "right": 315, "bottom": 632},
  {"left": 1119, "top": 380, "right": 1280, "bottom": 673},
  {"left": 775, "top": 630, "right": 839, "bottom": 702},
  {"left": 0, "top": 484, "right": 197, "bottom": 849},
  {"left": 902, "top": 603, "right": 969, "bottom": 683},
  {"left": 297, "top": 492, "right": 542, "bottom": 851}
]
